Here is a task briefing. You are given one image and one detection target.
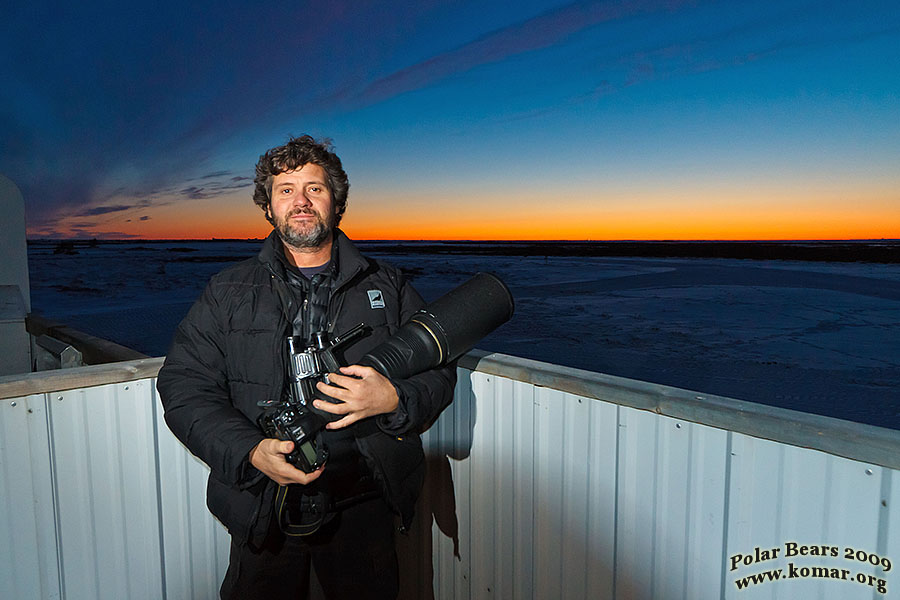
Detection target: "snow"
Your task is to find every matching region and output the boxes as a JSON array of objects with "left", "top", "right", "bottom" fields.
[{"left": 27, "top": 241, "right": 900, "bottom": 429}]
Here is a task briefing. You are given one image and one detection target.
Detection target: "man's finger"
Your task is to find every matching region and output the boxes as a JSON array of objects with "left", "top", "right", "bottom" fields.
[
  {"left": 322, "top": 372, "right": 359, "bottom": 388},
  {"left": 325, "top": 414, "right": 358, "bottom": 430},
  {"left": 339, "top": 364, "right": 376, "bottom": 378},
  {"left": 280, "top": 464, "right": 325, "bottom": 486},
  {"left": 313, "top": 397, "right": 353, "bottom": 414},
  {"left": 316, "top": 381, "right": 352, "bottom": 401}
]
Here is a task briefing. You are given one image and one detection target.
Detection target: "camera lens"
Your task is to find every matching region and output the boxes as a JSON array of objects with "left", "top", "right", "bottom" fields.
[{"left": 362, "top": 272, "right": 513, "bottom": 379}]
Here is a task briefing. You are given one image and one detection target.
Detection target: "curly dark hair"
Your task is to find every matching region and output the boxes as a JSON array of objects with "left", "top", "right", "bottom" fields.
[{"left": 252, "top": 135, "right": 350, "bottom": 226}]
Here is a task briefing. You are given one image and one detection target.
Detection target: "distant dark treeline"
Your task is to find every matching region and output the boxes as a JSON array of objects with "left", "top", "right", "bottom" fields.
[
  {"left": 359, "top": 241, "right": 900, "bottom": 263},
  {"left": 27, "top": 238, "right": 264, "bottom": 245},
  {"left": 27, "top": 239, "right": 900, "bottom": 263}
]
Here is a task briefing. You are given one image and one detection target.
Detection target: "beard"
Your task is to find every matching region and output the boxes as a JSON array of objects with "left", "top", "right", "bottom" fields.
[{"left": 274, "top": 207, "right": 333, "bottom": 249}]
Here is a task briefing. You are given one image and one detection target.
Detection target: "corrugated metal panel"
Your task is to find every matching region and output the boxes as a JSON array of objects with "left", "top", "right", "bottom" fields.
[
  {"left": 885, "top": 469, "right": 900, "bottom": 600},
  {"left": 725, "top": 434, "right": 895, "bottom": 599},
  {"left": 155, "top": 391, "right": 230, "bottom": 600},
  {"left": 432, "top": 367, "right": 474, "bottom": 600},
  {"left": 615, "top": 406, "right": 728, "bottom": 600},
  {"left": 1, "top": 377, "right": 232, "bottom": 600},
  {"left": 534, "top": 383, "right": 618, "bottom": 599},
  {"left": 48, "top": 381, "right": 163, "bottom": 600},
  {"left": 1, "top": 394, "right": 60, "bottom": 599},
  {"left": 423, "top": 372, "right": 620, "bottom": 599},
  {"left": 424, "top": 368, "right": 899, "bottom": 600}
]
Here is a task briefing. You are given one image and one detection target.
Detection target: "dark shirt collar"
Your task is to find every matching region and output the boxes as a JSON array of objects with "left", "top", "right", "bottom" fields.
[{"left": 258, "top": 228, "right": 367, "bottom": 287}]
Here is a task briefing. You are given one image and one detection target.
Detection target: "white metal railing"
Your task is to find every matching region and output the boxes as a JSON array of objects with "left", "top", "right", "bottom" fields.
[{"left": 2, "top": 354, "right": 899, "bottom": 599}]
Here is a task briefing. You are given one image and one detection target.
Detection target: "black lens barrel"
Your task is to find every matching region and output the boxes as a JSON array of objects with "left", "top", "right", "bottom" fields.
[{"left": 361, "top": 272, "right": 514, "bottom": 379}]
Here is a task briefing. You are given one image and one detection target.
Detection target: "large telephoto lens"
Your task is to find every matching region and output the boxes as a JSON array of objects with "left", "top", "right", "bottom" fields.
[{"left": 361, "top": 272, "right": 514, "bottom": 379}]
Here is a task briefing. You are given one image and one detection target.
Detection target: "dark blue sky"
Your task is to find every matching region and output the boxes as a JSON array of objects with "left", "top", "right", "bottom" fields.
[{"left": 2, "top": 1, "right": 899, "bottom": 239}]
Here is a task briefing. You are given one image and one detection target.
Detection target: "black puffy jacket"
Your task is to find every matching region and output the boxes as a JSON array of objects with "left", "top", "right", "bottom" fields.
[{"left": 157, "top": 230, "right": 456, "bottom": 545}]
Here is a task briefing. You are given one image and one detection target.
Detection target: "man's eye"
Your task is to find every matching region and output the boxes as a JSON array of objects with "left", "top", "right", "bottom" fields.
[
  {"left": 308, "top": 186, "right": 322, "bottom": 193},
  {"left": 280, "top": 188, "right": 293, "bottom": 194}
]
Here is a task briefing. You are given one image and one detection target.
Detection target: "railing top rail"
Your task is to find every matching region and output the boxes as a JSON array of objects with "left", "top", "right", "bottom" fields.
[
  {"left": 458, "top": 350, "right": 900, "bottom": 470},
  {"left": 2, "top": 351, "right": 897, "bottom": 469},
  {"left": 0, "top": 357, "right": 164, "bottom": 399}
]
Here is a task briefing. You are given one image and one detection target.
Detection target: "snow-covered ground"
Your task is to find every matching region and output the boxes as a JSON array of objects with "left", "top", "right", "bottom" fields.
[{"left": 28, "top": 241, "right": 900, "bottom": 430}]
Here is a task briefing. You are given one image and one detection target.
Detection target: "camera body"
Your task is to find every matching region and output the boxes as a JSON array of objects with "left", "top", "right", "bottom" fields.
[
  {"left": 259, "top": 401, "right": 327, "bottom": 472},
  {"left": 258, "top": 325, "right": 367, "bottom": 473}
]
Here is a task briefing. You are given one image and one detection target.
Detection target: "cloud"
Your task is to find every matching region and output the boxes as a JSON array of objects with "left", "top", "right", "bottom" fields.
[
  {"left": 338, "top": 0, "right": 695, "bottom": 107},
  {"left": 68, "top": 229, "right": 143, "bottom": 240},
  {"left": 180, "top": 186, "right": 211, "bottom": 200},
  {"left": 140, "top": 215, "right": 151, "bottom": 221},
  {"left": 201, "top": 170, "right": 232, "bottom": 179},
  {"left": 495, "top": 2, "right": 900, "bottom": 123},
  {"left": 76, "top": 204, "right": 134, "bottom": 216},
  {"left": 224, "top": 180, "right": 253, "bottom": 190},
  {"left": 180, "top": 175, "right": 253, "bottom": 200}
]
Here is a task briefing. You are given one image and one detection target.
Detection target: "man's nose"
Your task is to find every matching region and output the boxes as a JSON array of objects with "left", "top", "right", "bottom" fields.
[{"left": 293, "top": 192, "right": 313, "bottom": 207}]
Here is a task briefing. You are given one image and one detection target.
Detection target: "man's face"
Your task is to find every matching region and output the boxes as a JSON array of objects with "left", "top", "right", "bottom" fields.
[{"left": 269, "top": 164, "right": 334, "bottom": 249}]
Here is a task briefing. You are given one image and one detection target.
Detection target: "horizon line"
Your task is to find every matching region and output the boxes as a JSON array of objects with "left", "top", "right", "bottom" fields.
[{"left": 26, "top": 237, "right": 900, "bottom": 243}]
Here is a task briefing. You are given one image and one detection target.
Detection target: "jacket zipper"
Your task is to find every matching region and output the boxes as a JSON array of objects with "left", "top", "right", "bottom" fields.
[
  {"left": 264, "top": 267, "right": 295, "bottom": 405},
  {"left": 326, "top": 263, "right": 363, "bottom": 333}
]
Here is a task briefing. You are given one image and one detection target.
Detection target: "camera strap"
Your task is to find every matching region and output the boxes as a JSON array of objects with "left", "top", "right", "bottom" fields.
[
  {"left": 275, "top": 485, "right": 331, "bottom": 536},
  {"left": 275, "top": 484, "right": 382, "bottom": 536}
]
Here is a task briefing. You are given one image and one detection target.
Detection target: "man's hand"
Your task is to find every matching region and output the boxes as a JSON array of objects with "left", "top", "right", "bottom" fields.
[
  {"left": 249, "top": 438, "right": 324, "bottom": 486},
  {"left": 314, "top": 364, "right": 400, "bottom": 429}
]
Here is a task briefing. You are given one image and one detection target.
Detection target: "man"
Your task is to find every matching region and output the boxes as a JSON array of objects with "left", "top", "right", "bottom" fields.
[{"left": 157, "top": 135, "right": 456, "bottom": 599}]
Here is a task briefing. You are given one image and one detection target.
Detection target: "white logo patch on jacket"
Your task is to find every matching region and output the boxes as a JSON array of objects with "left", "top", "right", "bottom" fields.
[{"left": 367, "top": 290, "right": 385, "bottom": 309}]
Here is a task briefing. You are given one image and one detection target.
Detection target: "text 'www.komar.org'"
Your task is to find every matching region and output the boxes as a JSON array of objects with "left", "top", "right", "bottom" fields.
[{"left": 730, "top": 542, "right": 890, "bottom": 594}]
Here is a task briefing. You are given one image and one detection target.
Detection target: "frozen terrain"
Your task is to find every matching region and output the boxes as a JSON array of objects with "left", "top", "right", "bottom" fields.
[{"left": 27, "top": 241, "right": 900, "bottom": 430}]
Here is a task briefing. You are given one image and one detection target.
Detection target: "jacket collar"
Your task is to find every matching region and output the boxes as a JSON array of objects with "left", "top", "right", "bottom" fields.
[
  {"left": 257, "top": 228, "right": 368, "bottom": 289},
  {"left": 332, "top": 229, "right": 370, "bottom": 290}
]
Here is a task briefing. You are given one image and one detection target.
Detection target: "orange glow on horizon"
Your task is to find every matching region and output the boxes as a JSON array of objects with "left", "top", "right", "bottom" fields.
[
  {"left": 35, "top": 188, "right": 900, "bottom": 241},
  {"left": 69, "top": 211, "right": 898, "bottom": 241}
]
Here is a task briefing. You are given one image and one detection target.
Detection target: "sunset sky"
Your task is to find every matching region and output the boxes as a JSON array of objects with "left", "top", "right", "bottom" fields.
[{"left": 3, "top": 1, "right": 899, "bottom": 240}]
